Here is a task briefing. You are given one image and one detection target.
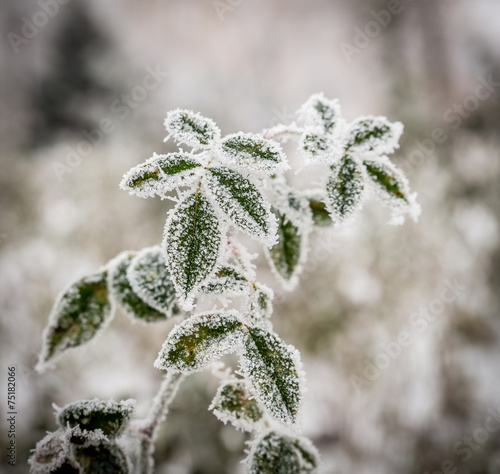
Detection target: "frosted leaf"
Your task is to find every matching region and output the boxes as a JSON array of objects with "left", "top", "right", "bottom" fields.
[
  {"left": 108, "top": 251, "right": 167, "bottom": 323},
  {"left": 163, "top": 191, "right": 224, "bottom": 310},
  {"left": 302, "top": 189, "right": 333, "bottom": 228},
  {"left": 325, "top": 156, "right": 365, "bottom": 225},
  {"left": 37, "top": 269, "right": 114, "bottom": 371},
  {"left": 219, "top": 132, "right": 289, "bottom": 177},
  {"left": 204, "top": 167, "right": 277, "bottom": 246},
  {"left": 241, "top": 327, "right": 303, "bottom": 426},
  {"left": 28, "top": 429, "right": 71, "bottom": 473},
  {"left": 56, "top": 398, "right": 135, "bottom": 439},
  {"left": 267, "top": 208, "right": 308, "bottom": 289},
  {"left": 209, "top": 378, "right": 264, "bottom": 432},
  {"left": 201, "top": 265, "right": 249, "bottom": 296},
  {"left": 297, "top": 93, "right": 341, "bottom": 133},
  {"left": 154, "top": 312, "right": 244, "bottom": 374},
  {"left": 127, "top": 246, "right": 180, "bottom": 318},
  {"left": 119, "top": 152, "right": 202, "bottom": 199},
  {"left": 164, "top": 109, "right": 220, "bottom": 148},
  {"left": 72, "top": 442, "right": 130, "bottom": 474},
  {"left": 298, "top": 131, "right": 342, "bottom": 166},
  {"left": 267, "top": 180, "right": 313, "bottom": 229},
  {"left": 363, "top": 156, "right": 421, "bottom": 223},
  {"left": 242, "top": 283, "right": 274, "bottom": 330},
  {"left": 346, "top": 115, "right": 403, "bottom": 155},
  {"left": 247, "top": 430, "right": 319, "bottom": 474}
]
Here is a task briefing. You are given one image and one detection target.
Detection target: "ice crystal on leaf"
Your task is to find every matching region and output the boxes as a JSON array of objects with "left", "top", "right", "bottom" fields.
[
  {"left": 163, "top": 190, "right": 224, "bottom": 310},
  {"left": 28, "top": 429, "right": 72, "bottom": 473},
  {"left": 297, "top": 93, "right": 342, "bottom": 134},
  {"left": 119, "top": 152, "right": 202, "bottom": 199},
  {"left": 108, "top": 251, "right": 167, "bottom": 323},
  {"left": 242, "top": 283, "right": 274, "bottom": 330},
  {"left": 247, "top": 430, "right": 319, "bottom": 474},
  {"left": 302, "top": 189, "right": 333, "bottom": 228},
  {"left": 219, "top": 132, "right": 288, "bottom": 177},
  {"left": 37, "top": 269, "right": 114, "bottom": 371},
  {"left": 127, "top": 246, "right": 180, "bottom": 317},
  {"left": 56, "top": 398, "right": 135, "bottom": 439},
  {"left": 164, "top": 109, "right": 221, "bottom": 148},
  {"left": 204, "top": 167, "right": 277, "bottom": 246},
  {"left": 346, "top": 115, "right": 403, "bottom": 155},
  {"left": 209, "top": 378, "right": 264, "bottom": 432},
  {"left": 154, "top": 312, "right": 244, "bottom": 374},
  {"left": 241, "top": 327, "right": 303, "bottom": 426},
  {"left": 201, "top": 265, "right": 249, "bottom": 296}
]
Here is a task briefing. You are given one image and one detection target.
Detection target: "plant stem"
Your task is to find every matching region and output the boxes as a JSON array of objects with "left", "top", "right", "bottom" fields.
[{"left": 137, "top": 372, "right": 184, "bottom": 474}]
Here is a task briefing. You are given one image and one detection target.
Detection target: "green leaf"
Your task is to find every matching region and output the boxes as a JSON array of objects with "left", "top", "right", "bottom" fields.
[
  {"left": 72, "top": 443, "right": 130, "bottom": 474},
  {"left": 128, "top": 247, "right": 180, "bottom": 317},
  {"left": 268, "top": 208, "right": 304, "bottom": 285},
  {"left": 298, "top": 131, "right": 339, "bottom": 166},
  {"left": 307, "top": 197, "right": 333, "bottom": 227},
  {"left": 346, "top": 116, "right": 403, "bottom": 155},
  {"left": 325, "top": 155, "right": 365, "bottom": 224},
  {"left": 119, "top": 152, "right": 202, "bottom": 199},
  {"left": 363, "top": 157, "right": 408, "bottom": 202},
  {"left": 210, "top": 379, "right": 264, "bottom": 432},
  {"left": 108, "top": 252, "right": 167, "bottom": 323},
  {"left": 248, "top": 430, "right": 319, "bottom": 474},
  {"left": 37, "top": 270, "right": 114, "bottom": 370},
  {"left": 220, "top": 132, "right": 288, "bottom": 176},
  {"left": 244, "top": 283, "right": 273, "bottom": 328},
  {"left": 154, "top": 312, "right": 244, "bottom": 373},
  {"left": 57, "top": 399, "right": 135, "bottom": 439},
  {"left": 164, "top": 190, "right": 223, "bottom": 309},
  {"left": 28, "top": 430, "right": 71, "bottom": 473},
  {"left": 201, "top": 265, "right": 249, "bottom": 296},
  {"left": 204, "top": 167, "right": 276, "bottom": 245},
  {"left": 298, "top": 93, "right": 341, "bottom": 133},
  {"left": 164, "top": 109, "right": 220, "bottom": 147},
  {"left": 242, "top": 328, "right": 302, "bottom": 425}
]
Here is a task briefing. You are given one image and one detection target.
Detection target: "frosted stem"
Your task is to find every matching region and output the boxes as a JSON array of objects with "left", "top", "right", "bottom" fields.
[{"left": 137, "top": 372, "right": 184, "bottom": 474}]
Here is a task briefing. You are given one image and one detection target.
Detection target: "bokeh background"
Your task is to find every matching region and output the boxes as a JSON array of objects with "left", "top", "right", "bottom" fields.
[{"left": 1, "top": 0, "right": 500, "bottom": 473}]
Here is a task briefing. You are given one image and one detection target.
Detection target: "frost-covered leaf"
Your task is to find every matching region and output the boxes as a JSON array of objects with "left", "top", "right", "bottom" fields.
[
  {"left": 219, "top": 132, "right": 288, "bottom": 176},
  {"left": 154, "top": 312, "right": 244, "bottom": 373},
  {"left": 37, "top": 270, "right": 114, "bottom": 370},
  {"left": 204, "top": 167, "right": 277, "bottom": 246},
  {"left": 72, "top": 442, "right": 130, "bottom": 474},
  {"left": 346, "top": 116, "right": 403, "bottom": 155},
  {"left": 297, "top": 93, "right": 341, "bottom": 133},
  {"left": 128, "top": 247, "right": 180, "bottom": 317},
  {"left": 108, "top": 252, "right": 167, "bottom": 323},
  {"left": 303, "top": 191, "right": 333, "bottom": 227},
  {"left": 325, "top": 156, "right": 365, "bottom": 224},
  {"left": 241, "top": 328, "right": 303, "bottom": 425},
  {"left": 267, "top": 208, "right": 306, "bottom": 287},
  {"left": 243, "top": 283, "right": 274, "bottom": 329},
  {"left": 201, "top": 265, "right": 249, "bottom": 296},
  {"left": 248, "top": 430, "right": 319, "bottom": 474},
  {"left": 267, "top": 180, "right": 313, "bottom": 229},
  {"left": 210, "top": 378, "right": 264, "bottom": 432},
  {"left": 57, "top": 399, "right": 135, "bottom": 439},
  {"left": 164, "top": 109, "right": 220, "bottom": 147},
  {"left": 164, "top": 191, "right": 223, "bottom": 309},
  {"left": 119, "top": 152, "right": 202, "bottom": 199},
  {"left": 29, "top": 430, "right": 71, "bottom": 473},
  {"left": 298, "top": 131, "right": 341, "bottom": 166}
]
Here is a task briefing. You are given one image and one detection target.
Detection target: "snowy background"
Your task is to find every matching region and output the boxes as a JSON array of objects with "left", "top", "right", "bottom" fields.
[{"left": 1, "top": 0, "right": 500, "bottom": 472}]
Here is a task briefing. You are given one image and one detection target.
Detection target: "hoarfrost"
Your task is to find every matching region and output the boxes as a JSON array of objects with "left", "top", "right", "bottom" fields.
[
  {"left": 164, "top": 109, "right": 221, "bottom": 148},
  {"left": 28, "top": 429, "right": 71, "bottom": 473},
  {"left": 346, "top": 115, "right": 403, "bottom": 155}
]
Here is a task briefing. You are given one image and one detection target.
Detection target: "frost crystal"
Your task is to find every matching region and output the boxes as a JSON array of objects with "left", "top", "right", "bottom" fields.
[
  {"left": 209, "top": 378, "right": 264, "bottom": 432},
  {"left": 163, "top": 191, "right": 224, "bottom": 310},
  {"left": 247, "top": 430, "right": 319, "bottom": 474},
  {"left": 203, "top": 167, "right": 278, "bottom": 246},
  {"left": 164, "top": 109, "right": 221, "bottom": 148},
  {"left": 241, "top": 327, "right": 303, "bottom": 426},
  {"left": 108, "top": 251, "right": 167, "bottom": 323},
  {"left": 298, "top": 130, "right": 342, "bottom": 166},
  {"left": 201, "top": 265, "right": 249, "bottom": 296},
  {"left": 127, "top": 246, "right": 180, "bottom": 317},
  {"left": 325, "top": 156, "right": 365, "bottom": 225},
  {"left": 242, "top": 283, "right": 274, "bottom": 330},
  {"left": 28, "top": 429, "right": 71, "bottom": 473},
  {"left": 37, "top": 269, "right": 115, "bottom": 371},
  {"left": 346, "top": 115, "right": 403, "bottom": 155},
  {"left": 219, "top": 132, "right": 289, "bottom": 177},
  {"left": 56, "top": 398, "right": 135, "bottom": 439},
  {"left": 119, "top": 152, "right": 202, "bottom": 199},
  {"left": 297, "top": 92, "right": 342, "bottom": 133},
  {"left": 154, "top": 312, "right": 244, "bottom": 374}
]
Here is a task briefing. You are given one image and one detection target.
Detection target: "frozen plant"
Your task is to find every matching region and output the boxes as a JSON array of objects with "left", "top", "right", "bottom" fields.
[{"left": 32, "top": 93, "right": 420, "bottom": 473}]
